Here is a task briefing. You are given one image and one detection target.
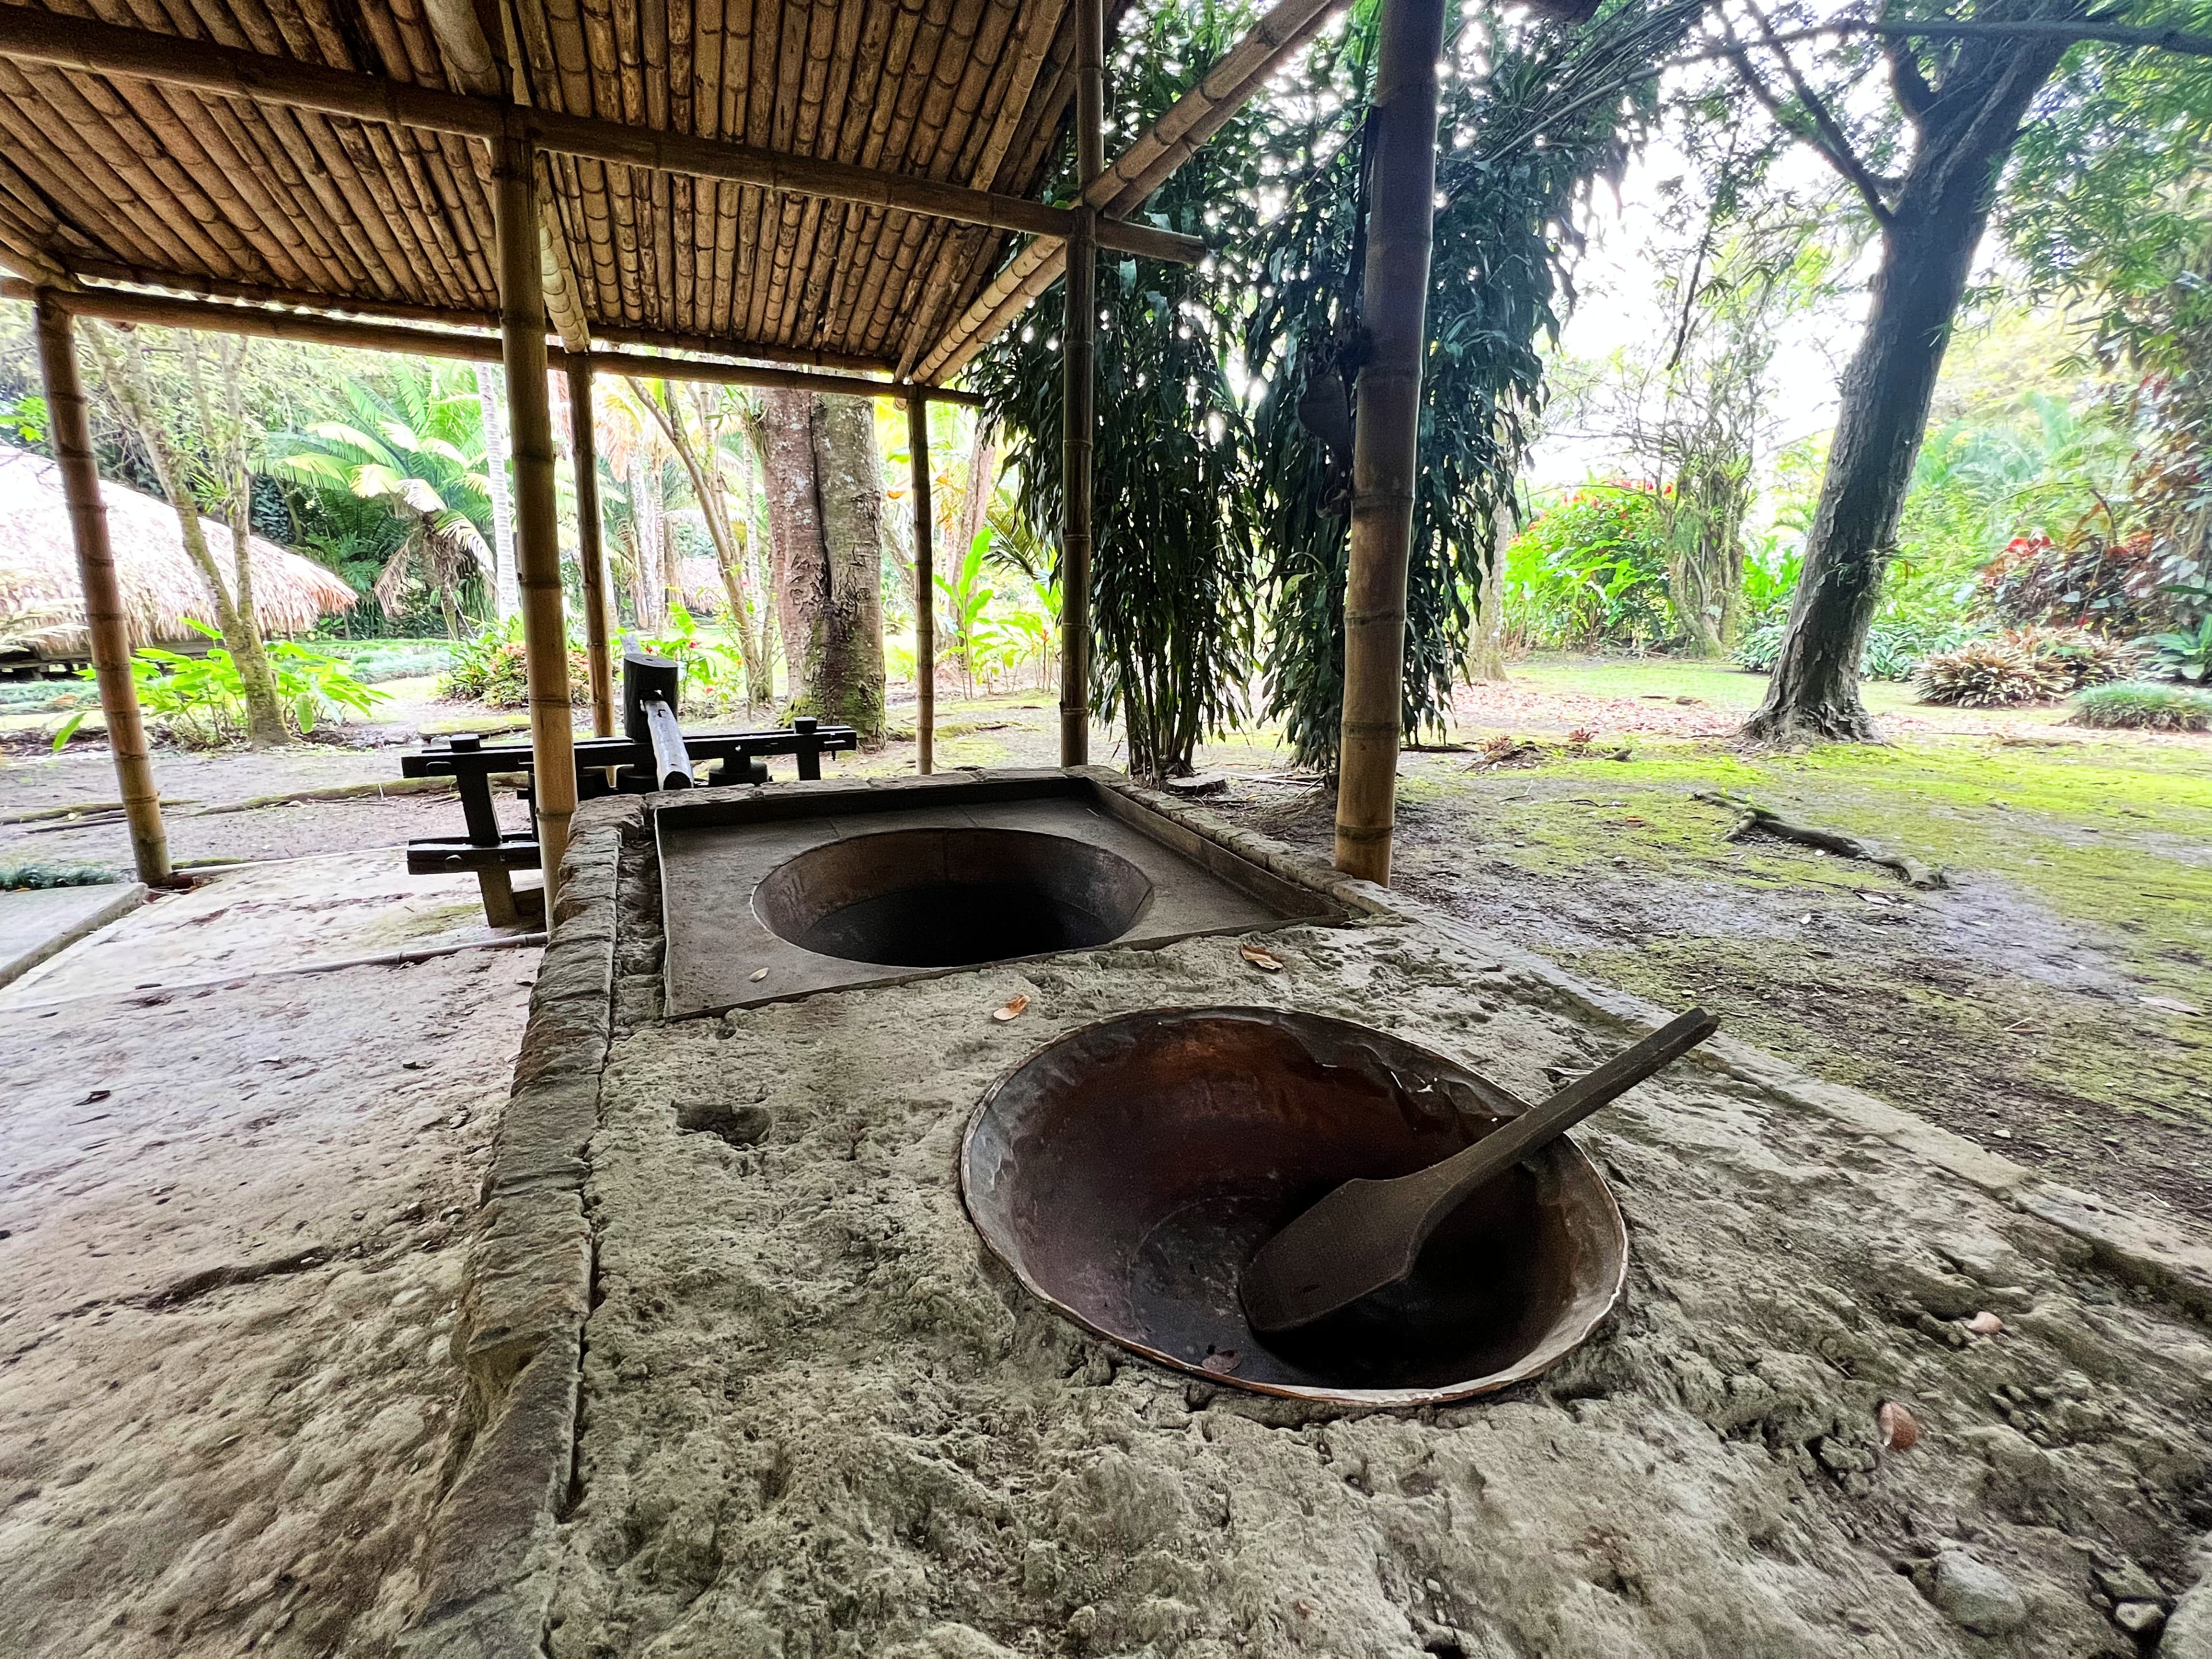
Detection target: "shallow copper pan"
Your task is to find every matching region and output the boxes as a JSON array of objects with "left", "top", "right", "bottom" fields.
[{"left": 960, "top": 1006, "right": 1629, "bottom": 1407}]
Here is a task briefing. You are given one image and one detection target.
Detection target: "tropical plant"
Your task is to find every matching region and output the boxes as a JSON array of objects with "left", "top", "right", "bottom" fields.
[
  {"left": 934, "top": 528, "right": 998, "bottom": 696},
  {"left": 2152, "top": 614, "right": 2212, "bottom": 683},
  {"left": 2069, "top": 681, "right": 2212, "bottom": 730},
  {"left": 54, "top": 619, "right": 386, "bottom": 748},
  {"left": 1503, "top": 483, "right": 1676, "bottom": 649},
  {"left": 1248, "top": 0, "right": 1698, "bottom": 767},
  {"left": 1912, "top": 638, "right": 2067, "bottom": 707},
  {"left": 438, "top": 616, "right": 591, "bottom": 709},
  {"left": 273, "top": 369, "right": 497, "bottom": 634}
]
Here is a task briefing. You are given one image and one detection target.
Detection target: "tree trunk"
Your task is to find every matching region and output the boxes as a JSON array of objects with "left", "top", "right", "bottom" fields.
[
  {"left": 808, "top": 395, "right": 888, "bottom": 744},
  {"left": 752, "top": 388, "right": 823, "bottom": 708},
  {"left": 475, "top": 363, "right": 520, "bottom": 622},
  {"left": 91, "top": 326, "right": 287, "bottom": 746},
  {"left": 958, "top": 425, "right": 995, "bottom": 560},
  {"left": 215, "top": 337, "right": 288, "bottom": 747},
  {"left": 1743, "top": 32, "right": 2070, "bottom": 743},
  {"left": 1465, "top": 499, "right": 1511, "bottom": 684},
  {"left": 631, "top": 457, "right": 669, "bottom": 635}
]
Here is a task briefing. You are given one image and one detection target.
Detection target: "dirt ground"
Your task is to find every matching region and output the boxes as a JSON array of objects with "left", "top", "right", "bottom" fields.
[
  {"left": 9, "top": 653, "right": 2205, "bottom": 1224},
  {"left": 0, "top": 855, "right": 537, "bottom": 1656},
  {"left": 559, "top": 876, "right": 2212, "bottom": 1657}
]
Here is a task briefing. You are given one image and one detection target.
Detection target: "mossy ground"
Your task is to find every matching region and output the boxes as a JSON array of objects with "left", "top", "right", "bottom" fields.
[{"left": 1196, "top": 658, "right": 2212, "bottom": 1221}]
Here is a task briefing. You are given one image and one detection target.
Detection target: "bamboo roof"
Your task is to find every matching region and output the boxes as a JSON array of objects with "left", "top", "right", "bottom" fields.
[
  {"left": 0, "top": 0, "right": 1136, "bottom": 382},
  {"left": 0, "top": 448, "right": 358, "bottom": 661}
]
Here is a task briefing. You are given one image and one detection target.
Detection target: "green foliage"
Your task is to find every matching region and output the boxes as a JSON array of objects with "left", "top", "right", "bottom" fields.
[
  {"left": 0, "top": 857, "right": 122, "bottom": 891},
  {"left": 2069, "top": 680, "right": 2212, "bottom": 730},
  {"left": 53, "top": 619, "right": 386, "bottom": 748},
  {"left": 438, "top": 617, "right": 590, "bottom": 709},
  {"left": 969, "top": 0, "right": 1260, "bottom": 778},
  {"left": 1248, "top": 0, "right": 1696, "bottom": 767},
  {"left": 2153, "top": 614, "right": 2212, "bottom": 683},
  {"left": 636, "top": 601, "right": 757, "bottom": 714},
  {"left": 273, "top": 368, "right": 495, "bottom": 626},
  {"left": 1, "top": 392, "right": 47, "bottom": 448},
  {"left": 317, "top": 639, "right": 457, "bottom": 683},
  {"left": 1503, "top": 483, "right": 1675, "bottom": 648}
]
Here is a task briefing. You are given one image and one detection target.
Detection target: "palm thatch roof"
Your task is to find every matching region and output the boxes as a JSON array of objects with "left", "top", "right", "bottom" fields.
[{"left": 0, "top": 446, "right": 357, "bottom": 662}]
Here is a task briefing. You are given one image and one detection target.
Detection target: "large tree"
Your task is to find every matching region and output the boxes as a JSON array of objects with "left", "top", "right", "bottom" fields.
[
  {"left": 1730, "top": 0, "right": 2212, "bottom": 740},
  {"left": 89, "top": 325, "right": 290, "bottom": 746},
  {"left": 744, "top": 389, "right": 887, "bottom": 742}
]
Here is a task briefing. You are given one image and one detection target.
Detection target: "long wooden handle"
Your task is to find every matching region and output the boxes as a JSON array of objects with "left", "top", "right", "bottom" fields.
[{"left": 1400, "top": 1009, "right": 1718, "bottom": 1245}]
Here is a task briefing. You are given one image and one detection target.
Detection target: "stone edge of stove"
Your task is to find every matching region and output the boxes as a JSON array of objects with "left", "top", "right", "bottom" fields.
[
  {"left": 651, "top": 767, "right": 1346, "bottom": 1017},
  {"left": 399, "top": 769, "right": 2212, "bottom": 1656}
]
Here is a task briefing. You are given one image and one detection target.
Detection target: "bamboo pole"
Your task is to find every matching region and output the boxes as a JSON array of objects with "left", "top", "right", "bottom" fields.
[
  {"left": 31, "top": 291, "right": 171, "bottom": 887},
  {"left": 1334, "top": 0, "right": 1446, "bottom": 887},
  {"left": 567, "top": 353, "right": 616, "bottom": 737},
  {"left": 0, "top": 5, "right": 1204, "bottom": 266},
  {"left": 0, "top": 279, "right": 985, "bottom": 402},
  {"left": 495, "top": 134, "right": 579, "bottom": 908},
  {"left": 1059, "top": 0, "right": 1104, "bottom": 768},
  {"left": 907, "top": 387, "right": 935, "bottom": 775}
]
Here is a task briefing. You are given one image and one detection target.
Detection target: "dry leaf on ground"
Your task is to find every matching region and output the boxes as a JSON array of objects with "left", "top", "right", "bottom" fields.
[
  {"left": 1967, "top": 1311, "right": 2004, "bottom": 1336},
  {"left": 992, "top": 994, "right": 1031, "bottom": 1022},
  {"left": 749, "top": 968, "right": 768, "bottom": 983},
  {"left": 1199, "top": 1350, "right": 1242, "bottom": 1374},
  {"left": 1240, "top": 944, "right": 1284, "bottom": 972},
  {"left": 1878, "top": 1401, "right": 1920, "bottom": 1451}
]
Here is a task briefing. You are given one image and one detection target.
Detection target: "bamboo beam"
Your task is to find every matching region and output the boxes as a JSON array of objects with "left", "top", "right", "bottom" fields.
[
  {"left": 1060, "top": 0, "right": 1103, "bottom": 768},
  {"left": 907, "top": 388, "right": 935, "bottom": 775},
  {"left": 30, "top": 290, "right": 171, "bottom": 887},
  {"left": 0, "top": 5, "right": 1205, "bottom": 266},
  {"left": 920, "top": 0, "right": 1346, "bottom": 382},
  {"left": 1334, "top": 0, "right": 1445, "bottom": 886},
  {"left": 567, "top": 353, "right": 616, "bottom": 738},
  {"left": 0, "top": 278, "right": 986, "bottom": 401},
  {"left": 495, "top": 133, "right": 578, "bottom": 908}
]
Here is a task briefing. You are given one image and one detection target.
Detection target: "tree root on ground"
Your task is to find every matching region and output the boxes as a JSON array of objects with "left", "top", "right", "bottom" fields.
[{"left": 1692, "top": 789, "right": 1948, "bottom": 889}]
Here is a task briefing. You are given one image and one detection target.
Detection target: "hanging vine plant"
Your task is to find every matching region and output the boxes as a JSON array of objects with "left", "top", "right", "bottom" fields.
[{"left": 975, "top": 0, "right": 1699, "bottom": 776}]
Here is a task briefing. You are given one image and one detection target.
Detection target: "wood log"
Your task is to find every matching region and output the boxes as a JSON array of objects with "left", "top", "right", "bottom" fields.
[
  {"left": 907, "top": 387, "right": 935, "bottom": 775},
  {"left": 495, "top": 133, "right": 579, "bottom": 907},
  {"left": 31, "top": 291, "right": 171, "bottom": 887},
  {"left": 1334, "top": 0, "right": 1445, "bottom": 885},
  {"left": 1691, "top": 791, "right": 1949, "bottom": 889},
  {"left": 1059, "top": 0, "right": 1102, "bottom": 768},
  {"left": 567, "top": 353, "right": 618, "bottom": 737}
]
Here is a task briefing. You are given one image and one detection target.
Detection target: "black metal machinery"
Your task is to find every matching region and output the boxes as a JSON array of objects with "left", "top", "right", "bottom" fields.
[{"left": 402, "top": 647, "right": 859, "bottom": 925}]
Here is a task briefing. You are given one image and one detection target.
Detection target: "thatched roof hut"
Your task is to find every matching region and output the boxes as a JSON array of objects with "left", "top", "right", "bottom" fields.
[{"left": 0, "top": 446, "right": 357, "bottom": 665}]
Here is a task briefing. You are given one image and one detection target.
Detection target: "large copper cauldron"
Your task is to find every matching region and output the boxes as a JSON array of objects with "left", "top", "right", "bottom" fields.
[{"left": 960, "top": 1007, "right": 1628, "bottom": 1406}]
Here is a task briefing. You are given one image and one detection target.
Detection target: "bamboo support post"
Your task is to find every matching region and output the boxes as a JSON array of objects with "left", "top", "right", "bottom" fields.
[
  {"left": 495, "top": 134, "right": 579, "bottom": 907},
  {"left": 907, "top": 388, "right": 935, "bottom": 775},
  {"left": 1059, "top": 0, "right": 1104, "bottom": 768},
  {"left": 31, "top": 291, "right": 171, "bottom": 887},
  {"left": 567, "top": 353, "right": 616, "bottom": 737},
  {"left": 1334, "top": 0, "right": 1445, "bottom": 886}
]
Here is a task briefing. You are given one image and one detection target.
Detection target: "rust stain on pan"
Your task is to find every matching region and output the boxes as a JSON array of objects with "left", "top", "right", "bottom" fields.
[{"left": 960, "top": 1006, "right": 1630, "bottom": 1407}]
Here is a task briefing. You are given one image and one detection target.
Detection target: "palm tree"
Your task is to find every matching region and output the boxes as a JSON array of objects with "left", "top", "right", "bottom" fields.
[{"left": 273, "top": 369, "right": 496, "bottom": 637}]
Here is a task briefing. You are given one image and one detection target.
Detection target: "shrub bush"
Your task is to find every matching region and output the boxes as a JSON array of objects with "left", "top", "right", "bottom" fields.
[
  {"left": 439, "top": 620, "right": 590, "bottom": 708},
  {"left": 1503, "top": 483, "right": 1675, "bottom": 649},
  {"left": 1913, "top": 639, "right": 2067, "bottom": 706},
  {"left": 1979, "top": 528, "right": 2185, "bottom": 634},
  {"left": 2001, "top": 625, "right": 2139, "bottom": 691},
  {"left": 52, "top": 622, "right": 387, "bottom": 749},
  {"left": 2068, "top": 681, "right": 2212, "bottom": 730}
]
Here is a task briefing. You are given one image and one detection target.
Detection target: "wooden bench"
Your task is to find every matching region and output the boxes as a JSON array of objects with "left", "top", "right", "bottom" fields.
[{"left": 403, "top": 650, "right": 859, "bottom": 927}]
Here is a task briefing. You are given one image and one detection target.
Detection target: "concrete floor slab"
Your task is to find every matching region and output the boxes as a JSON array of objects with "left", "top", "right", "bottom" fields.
[{"left": 0, "top": 880, "right": 143, "bottom": 989}]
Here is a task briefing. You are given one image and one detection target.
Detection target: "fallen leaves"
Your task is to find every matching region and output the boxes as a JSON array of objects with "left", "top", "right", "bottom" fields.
[
  {"left": 749, "top": 967, "right": 768, "bottom": 983},
  {"left": 1199, "top": 1349, "right": 1242, "bottom": 1374},
  {"left": 1240, "top": 944, "right": 1284, "bottom": 972},
  {"left": 992, "top": 993, "right": 1031, "bottom": 1022},
  {"left": 1878, "top": 1401, "right": 1920, "bottom": 1452},
  {"left": 1967, "top": 1311, "right": 2004, "bottom": 1336}
]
